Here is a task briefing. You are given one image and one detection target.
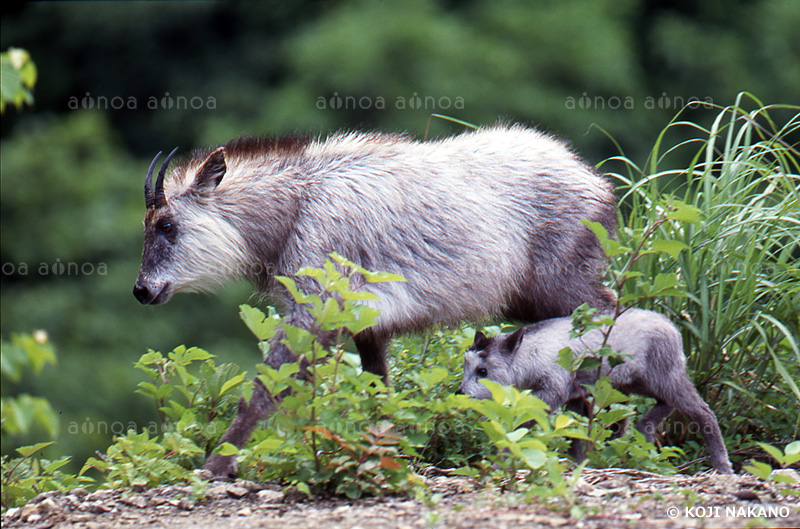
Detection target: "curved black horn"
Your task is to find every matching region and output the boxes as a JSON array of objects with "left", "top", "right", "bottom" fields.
[
  {"left": 153, "top": 146, "right": 179, "bottom": 210},
  {"left": 144, "top": 151, "right": 162, "bottom": 209}
]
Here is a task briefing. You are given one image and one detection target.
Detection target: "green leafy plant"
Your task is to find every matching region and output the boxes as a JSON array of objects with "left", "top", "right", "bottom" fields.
[
  {"left": 389, "top": 327, "right": 491, "bottom": 470},
  {"left": 134, "top": 346, "right": 247, "bottom": 456},
  {"left": 82, "top": 255, "right": 475, "bottom": 500},
  {"left": 302, "top": 421, "right": 410, "bottom": 499},
  {"left": 457, "top": 114, "right": 756, "bottom": 484},
  {"left": 1, "top": 442, "right": 91, "bottom": 511},
  {"left": 1, "top": 332, "right": 86, "bottom": 512},
  {"left": 239, "top": 253, "right": 419, "bottom": 498},
  {"left": 557, "top": 95, "right": 800, "bottom": 472},
  {"left": 583, "top": 378, "right": 684, "bottom": 474},
  {"left": 77, "top": 342, "right": 249, "bottom": 496},
  {"left": 82, "top": 430, "right": 205, "bottom": 494},
  {"left": 743, "top": 440, "right": 800, "bottom": 497},
  {"left": 454, "top": 379, "right": 585, "bottom": 491}
]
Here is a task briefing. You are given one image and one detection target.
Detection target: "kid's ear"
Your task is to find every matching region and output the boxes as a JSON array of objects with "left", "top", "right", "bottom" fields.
[
  {"left": 503, "top": 328, "right": 525, "bottom": 355},
  {"left": 472, "top": 331, "right": 491, "bottom": 350},
  {"left": 192, "top": 147, "right": 227, "bottom": 193}
]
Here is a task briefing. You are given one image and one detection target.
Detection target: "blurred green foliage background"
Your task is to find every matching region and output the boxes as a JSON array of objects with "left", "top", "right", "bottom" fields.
[{"left": 1, "top": 0, "right": 798, "bottom": 467}]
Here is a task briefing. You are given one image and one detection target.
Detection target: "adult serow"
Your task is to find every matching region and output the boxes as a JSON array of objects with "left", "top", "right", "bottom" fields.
[
  {"left": 459, "top": 308, "right": 734, "bottom": 473},
  {"left": 133, "top": 124, "right": 617, "bottom": 477}
]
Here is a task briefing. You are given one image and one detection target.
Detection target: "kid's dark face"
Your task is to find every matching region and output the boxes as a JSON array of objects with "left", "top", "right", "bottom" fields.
[{"left": 459, "top": 331, "right": 519, "bottom": 399}]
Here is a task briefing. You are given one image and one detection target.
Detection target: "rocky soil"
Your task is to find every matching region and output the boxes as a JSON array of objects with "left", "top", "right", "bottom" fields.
[{"left": 3, "top": 468, "right": 799, "bottom": 529}]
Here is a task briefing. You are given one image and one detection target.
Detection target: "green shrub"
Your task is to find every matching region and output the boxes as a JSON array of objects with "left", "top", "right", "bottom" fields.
[
  {"left": 743, "top": 440, "right": 800, "bottom": 497},
  {"left": 453, "top": 380, "right": 584, "bottom": 490},
  {"left": 2, "top": 442, "right": 91, "bottom": 510},
  {"left": 389, "top": 326, "right": 492, "bottom": 469},
  {"left": 234, "top": 254, "right": 419, "bottom": 498},
  {"left": 83, "top": 430, "right": 205, "bottom": 493},
  {"left": 1, "top": 333, "right": 92, "bottom": 511},
  {"left": 133, "top": 345, "right": 247, "bottom": 458}
]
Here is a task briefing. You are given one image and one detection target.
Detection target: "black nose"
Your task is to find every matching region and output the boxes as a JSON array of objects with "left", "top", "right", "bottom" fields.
[
  {"left": 133, "top": 282, "right": 150, "bottom": 304},
  {"left": 455, "top": 388, "right": 464, "bottom": 395}
]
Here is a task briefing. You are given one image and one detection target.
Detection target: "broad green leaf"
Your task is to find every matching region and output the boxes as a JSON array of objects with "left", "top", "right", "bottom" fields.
[
  {"left": 219, "top": 373, "right": 247, "bottom": 397},
  {"left": 44, "top": 457, "right": 71, "bottom": 473},
  {"left": 757, "top": 442, "right": 786, "bottom": 465},
  {"left": 214, "top": 442, "right": 240, "bottom": 456},
  {"left": 773, "top": 474, "right": 798, "bottom": 485},
  {"left": 590, "top": 378, "right": 629, "bottom": 408},
  {"left": 338, "top": 289, "right": 381, "bottom": 301},
  {"left": 239, "top": 304, "right": 280, "bottom": 341},
  {"left": 1, "top": 48, "right": 36, "bottom": 112},
  {"left": 450, "top": 466, "right": 480, "bottom": 477},
  {"left": 652, "top": 272, "right": 680, "bottom": 292},
  {"left": 647, "top": 239, "right": 689, "bottom": 259},
  {"left": 560, "top": 427, "right": 592, "bottom": 440},
  {"left": 607, "top": 352, "right": 630, "bottom": 368},
  {"left": 82, "top": 456, "right": 109, "bottom": 474},
  {"left": 744, "top": 460, "right": 773, "bottom": 480},
  {"left": 295, "top": 481, "right": 311, "bottom": 498},
  {"left": 581, "top": 220, "right": 632, "bottom": 256},
  {"left": 506, "top": 428, "right": 528, "bottom": 442},
  {"left": 581, "top": 219, "right": 610, "bottom": 242},
  {"left": 361, "top": 270, "right": 408, "bottom": 283},
  {"left": 556, "top": 347, "right": 578, "bottom": 372},
  {"left": 554, "top": 413, "right": 575, "bottom": 430},
  {"left": 618, "top": 293, "right": 647, "bottom": 305},
  {"left": 296, "top": 266, "right": 327, "bottom": 283},
  {"left": 275, "top": 276, "right": 314, "bottom": 304},
  {"left": 16, "top": 441, "right": 54, "bottom": 458},
  {"left": 416, "top": 366, "right": 449, "bottom": 389},
  {"left": 137, "top": 350, "right": 164, "bottom": 366},
  {"left": 253, "top": 438, "right": 283, "bottom": 453},
  {"left": 576, "top": 355, "right": 602, "bottom": 371},
  {"left": 346, "top": 305, "right": 381, "bottom": 334},
  {"left": 520, "top": 447, "right": 547, "bottom": 469},
  {"left": 618, "top": 270, "right": 645, "bottom": 280},
  {"left": 281, "top": 323, "right": 316, "bottom": 355},
  {"left": 183, "top": 347, "right": 214, "bottom": 363},
  {"left": 597, "top": 407, "right": 634, "bottom": 426}
]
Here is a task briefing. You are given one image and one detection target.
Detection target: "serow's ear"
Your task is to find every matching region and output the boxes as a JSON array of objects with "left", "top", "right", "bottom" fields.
[
  {"left": 503, "top": 328, "right": 526, "bottom": 355},
  {"left": 193, "top": 147, "right": 227, "bottom": 193},
  {"left": 472, "top": 331, "right": 491, "bottom": 350}
]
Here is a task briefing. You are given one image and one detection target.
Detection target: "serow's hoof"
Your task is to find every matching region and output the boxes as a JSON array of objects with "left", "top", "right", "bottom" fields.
[{"left": 202, "top": 453, "right": 238, "bottom": 480}]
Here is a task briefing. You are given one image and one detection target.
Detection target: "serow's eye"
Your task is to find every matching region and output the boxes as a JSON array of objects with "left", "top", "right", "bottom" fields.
[
  {"left": 158, "top": 220, "right": 173, "bottom": 234},
  {"left": 476, "top": 367, "right": 488, "bottom": 378}
]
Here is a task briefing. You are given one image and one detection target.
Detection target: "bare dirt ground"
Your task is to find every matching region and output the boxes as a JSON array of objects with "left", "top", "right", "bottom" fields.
[{"left": 4, "top": 468, "right": 799, "bottom": 529}]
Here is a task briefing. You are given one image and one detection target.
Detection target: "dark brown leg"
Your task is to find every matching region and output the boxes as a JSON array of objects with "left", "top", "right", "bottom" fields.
[
  {"left": 202, "top": 378, "right": 279, "bottom": 478},
  {"left": 353, "top": 330, "right": 389, "bottom": 382},
  {"left": 565, "top": 397, "right": 590, "bottom": 461},
  {"left": 202, "top": 304, "right": 314, "bottom": 478}
]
